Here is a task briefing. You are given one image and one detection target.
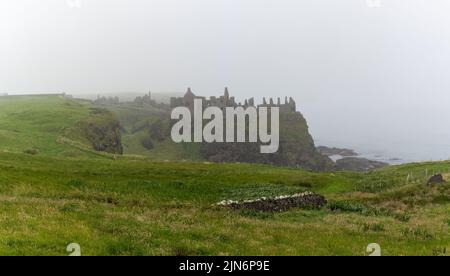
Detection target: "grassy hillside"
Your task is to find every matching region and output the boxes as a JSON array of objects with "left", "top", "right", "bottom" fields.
[
  {"left": 0, "top": 151, "right": 447, "bottom": 256},
  {"left": 0, "top": 95, "right": 127, "bottom": 159},
  {"left": 0, "top": 96, "right": 99, "bottom": 158},
  {"left": 0, "top": 96, "right": 447, "bottom": 256}
]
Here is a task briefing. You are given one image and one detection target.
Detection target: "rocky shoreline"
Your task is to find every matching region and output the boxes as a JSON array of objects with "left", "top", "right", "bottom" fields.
[
  {"left": 317, "top": 146, "right": 358, "bottom": 157},
  {"left": 317, "top": 146, "right": 389, "bottom": 172},
  {"left": 335, "top": 157, "right": 388, "bottom": 172}
]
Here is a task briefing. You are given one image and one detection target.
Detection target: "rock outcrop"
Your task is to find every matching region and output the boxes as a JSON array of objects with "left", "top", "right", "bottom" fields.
[
  {"left": 427, "top": 174, "right": 445, "bottom": 186},
  {"left": 67, "top": 108, "right": 123, "bottom": 154},
  {"left": 200, "top": 110, "right": 334, "bottom": 171},
  {"left": 335, "top": 157, "right": 388, "bottom": 172},
  {"left": 317, "top": 146, "right": 358, "bottom": 157}
]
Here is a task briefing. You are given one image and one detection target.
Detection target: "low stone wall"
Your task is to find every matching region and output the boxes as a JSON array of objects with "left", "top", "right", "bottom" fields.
[{"left": 217, "top": 192, "right": 327, "bottom": 212}]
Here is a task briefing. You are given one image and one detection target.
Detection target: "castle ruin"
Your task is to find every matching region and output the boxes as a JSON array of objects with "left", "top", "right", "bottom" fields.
[{"left": 170, "top": 87, "right": 296, "bottom": 113}]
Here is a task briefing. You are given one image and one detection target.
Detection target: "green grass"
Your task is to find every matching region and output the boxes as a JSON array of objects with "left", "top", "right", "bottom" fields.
[
  {"left": 0, "top": 151, "right": 447, "bottom": 256},
  {"left": 0, "top": 96, "right": 448, "bottom": 256},
  {"left": 0, "top": 96, "right": 94, "bottom": 157}
]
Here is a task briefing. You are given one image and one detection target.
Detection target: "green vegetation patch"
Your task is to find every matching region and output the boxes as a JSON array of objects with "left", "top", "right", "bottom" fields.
[{"left": 63, "top": 108, "right": 123, "bottom": 154}]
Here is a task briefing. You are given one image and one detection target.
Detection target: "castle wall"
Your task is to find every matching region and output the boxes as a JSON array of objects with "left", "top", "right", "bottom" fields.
[{"left": 170, "top": 89, "right": 296, "bottom": 113}]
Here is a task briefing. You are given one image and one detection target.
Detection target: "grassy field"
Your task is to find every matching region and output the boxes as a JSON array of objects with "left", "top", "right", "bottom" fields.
[
  {"left": 0, "top": 96, "right": 448, "bottom": 256},
  {"left": 0, "top": 95, "right": 94, "bottom": 157}
]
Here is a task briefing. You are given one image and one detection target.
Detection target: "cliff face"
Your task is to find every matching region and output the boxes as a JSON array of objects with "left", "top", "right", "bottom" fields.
[
  {"left": 66, "top": 108, "right": 124, "bottom": 155},
  {"left": 277, "top": 112, "right": 334, "bottom": 170},
  {"left": 200, "top": 111, "right": 334, "bottom": 171}
]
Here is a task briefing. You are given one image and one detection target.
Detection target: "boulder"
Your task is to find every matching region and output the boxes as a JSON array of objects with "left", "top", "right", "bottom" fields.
[{"left": 427, "top": 174, "right": 445, "bottom": 186}]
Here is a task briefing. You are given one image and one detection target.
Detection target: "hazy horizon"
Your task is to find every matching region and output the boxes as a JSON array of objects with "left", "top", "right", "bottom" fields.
[{"left": 2, "top": 0, "right": 450, "bottom": 162}]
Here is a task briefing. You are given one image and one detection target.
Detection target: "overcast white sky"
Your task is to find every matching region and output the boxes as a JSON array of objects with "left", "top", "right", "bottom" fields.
[{"left": 1, "top": 0, "right": 450, "bottom": 161}]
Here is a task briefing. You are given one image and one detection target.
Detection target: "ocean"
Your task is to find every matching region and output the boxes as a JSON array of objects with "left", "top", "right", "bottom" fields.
[{"left": 303, "top": 101, "right": 450, "bottom": 165}]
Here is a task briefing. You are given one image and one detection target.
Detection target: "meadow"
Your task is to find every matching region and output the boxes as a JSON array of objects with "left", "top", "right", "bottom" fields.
[{"left": 0, "top": 96, "right": 448, "bottom": 256}]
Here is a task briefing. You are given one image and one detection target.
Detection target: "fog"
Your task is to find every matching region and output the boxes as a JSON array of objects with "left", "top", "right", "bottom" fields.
[{"left": 1, "top": 0, "right": 450, "bottom": 162}]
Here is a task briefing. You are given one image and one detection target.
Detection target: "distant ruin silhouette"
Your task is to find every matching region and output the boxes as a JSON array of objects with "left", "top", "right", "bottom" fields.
[{"left": 170, "top": 87, "right": 296, "bottom": 113}]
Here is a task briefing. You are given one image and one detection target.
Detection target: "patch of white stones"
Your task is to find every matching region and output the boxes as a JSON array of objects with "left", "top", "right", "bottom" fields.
[{"left": 216, "top": 191, "right": 314, "bottom": 206}]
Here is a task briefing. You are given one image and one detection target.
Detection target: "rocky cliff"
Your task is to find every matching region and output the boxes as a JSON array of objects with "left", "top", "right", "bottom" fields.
[{"left": 200, "top": 111, "right": 334, "bottom": 171}]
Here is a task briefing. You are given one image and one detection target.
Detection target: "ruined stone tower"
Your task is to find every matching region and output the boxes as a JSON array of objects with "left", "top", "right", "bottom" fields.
[{"left": 170, "top": 88, "right": 296, "bottom": 113}]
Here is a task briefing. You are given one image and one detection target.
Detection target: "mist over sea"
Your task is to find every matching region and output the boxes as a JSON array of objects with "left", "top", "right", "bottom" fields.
[{"left": 303, "top": 100, "right": 450, "bottom": 165}]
